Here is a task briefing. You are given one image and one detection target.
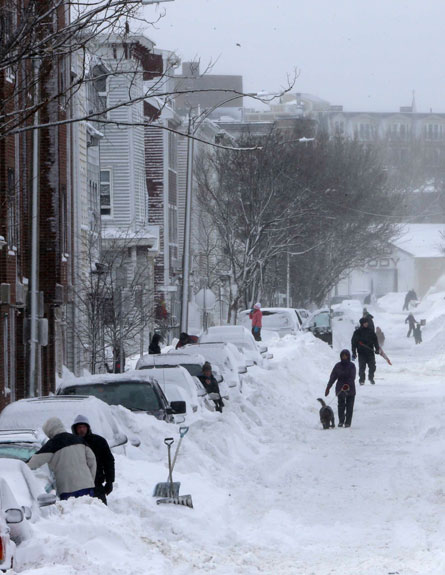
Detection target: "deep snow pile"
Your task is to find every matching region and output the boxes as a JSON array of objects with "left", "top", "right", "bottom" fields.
[
  {"left": 16, "top": 333, "right": 336, "bottom": 574},
  {"left": 14, "top": 297, "right": 445, "bottom": 574}
]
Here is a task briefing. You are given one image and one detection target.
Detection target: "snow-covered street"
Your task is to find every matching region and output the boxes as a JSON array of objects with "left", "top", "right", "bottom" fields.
[{"left": 15, "top": 294, "right": 445, "bottom": 574}]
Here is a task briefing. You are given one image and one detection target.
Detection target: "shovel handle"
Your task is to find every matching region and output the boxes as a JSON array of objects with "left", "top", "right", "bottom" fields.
[
  {"left": 179, "top": 426, "right": 189, "bottom": 438},
  {"left": 164, "top": 437, "right": 174, "bottom": 446}
]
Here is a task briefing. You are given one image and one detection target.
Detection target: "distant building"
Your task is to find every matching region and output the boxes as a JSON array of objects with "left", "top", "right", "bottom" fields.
[
  {"left": 334, "top": 224, "right": 445, "bottom": 300},
  {"left": 173, "top": 62, "right": 243, "bottom": 113}
]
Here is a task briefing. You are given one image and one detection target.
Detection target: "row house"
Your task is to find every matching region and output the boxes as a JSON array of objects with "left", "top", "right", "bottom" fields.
[
  {"left": 144, "top": 102, "right": 182, "bottom": 337},
  {"left": 84, "top": 34, "right": 163, "bottom": 360},
  {"left": 0, "top": 0, "right": 71, "bottom": 408}
]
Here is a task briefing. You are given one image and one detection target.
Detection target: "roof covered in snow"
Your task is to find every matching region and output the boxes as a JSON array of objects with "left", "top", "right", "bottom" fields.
[{"left": 392, "top": 224, "right": 445, "bottom": 258}]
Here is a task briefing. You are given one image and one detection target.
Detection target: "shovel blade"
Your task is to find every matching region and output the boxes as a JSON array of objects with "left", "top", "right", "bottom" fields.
[
  {"left": 156, "top": 495, "right": 193, "bottom": 508},
  {"left": 152, "top": 481, "right": 180, "bottom": 498}
]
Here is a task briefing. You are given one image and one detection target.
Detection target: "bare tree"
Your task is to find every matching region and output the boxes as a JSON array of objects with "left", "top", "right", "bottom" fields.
[
  {"left": 196, "top": 129, "right": 315, "bottom": 321},
  {"left": 69, "top": 226, "right": 155, "bottom": 374},
  {"left": 197, "top": 127, "right": 402, "bottom": 315}
]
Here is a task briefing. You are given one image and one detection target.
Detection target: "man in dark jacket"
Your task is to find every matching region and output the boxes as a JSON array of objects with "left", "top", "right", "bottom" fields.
[
  {"left": 351, "top": 317, "right": 380, "bottom": 385},
  {"left": 325, "top": 349, "right": 356, "bottom": 427},
  {"left": 148, "top": 333, "right": 162, "bottom": 354},
  {"left": 72, "top": 415, "right": 115, "bottom": 505},
  {"left": 362, "top": 308, "right": 375, "bottom": 332},
  {"left": 198, "top": 362, "right": 224, "bottom": 412}
]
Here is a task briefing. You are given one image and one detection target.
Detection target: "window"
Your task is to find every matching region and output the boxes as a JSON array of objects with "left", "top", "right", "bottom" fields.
[
  {"left": 100, "top": 170, "right": 112, "bottom": 216},
  {"left": 425, "top": 123, "right": 444, "bottom": 141},
  {"left": 95, "top": 74, "right": 108, "bottom": 118}
]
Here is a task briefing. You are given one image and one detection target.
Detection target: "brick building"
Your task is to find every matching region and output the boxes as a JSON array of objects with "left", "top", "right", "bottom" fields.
[{"left": 0, "top": 0, "right": 71, "bottom": 409}]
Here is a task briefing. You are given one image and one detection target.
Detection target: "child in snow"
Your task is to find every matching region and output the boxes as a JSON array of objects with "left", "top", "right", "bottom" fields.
[{"left": 413, "top": 323, "right": 422, "bottom": 344}]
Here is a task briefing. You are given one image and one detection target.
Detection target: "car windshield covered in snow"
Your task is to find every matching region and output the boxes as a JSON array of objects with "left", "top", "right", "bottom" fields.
[
  {"left": 0, "top": 430, "right": 42, "bottom": 462},
  {"left": 62, "top": 381, "right": 163, "bottom": 412}
]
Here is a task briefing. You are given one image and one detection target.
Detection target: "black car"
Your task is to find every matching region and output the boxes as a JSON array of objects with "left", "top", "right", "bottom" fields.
[{"left": 57, "top": 371, "right": 186, "bottom": 423}]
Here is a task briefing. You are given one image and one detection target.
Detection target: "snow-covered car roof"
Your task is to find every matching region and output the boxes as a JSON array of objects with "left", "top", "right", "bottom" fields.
[
  {"left": 136, "top": 353, "right": 206, "bottom": 369},
  {"left": 58, "top": 370, "right": 157, "bottom": 389},
  {"left": 0, "top": 396, "right": 126, "bottom": 448}
]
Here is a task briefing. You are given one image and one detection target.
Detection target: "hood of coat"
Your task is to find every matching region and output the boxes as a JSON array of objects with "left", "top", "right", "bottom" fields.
[
  {"left": 71, "top": 414, "right": 92, "bottom": 435},
  {"left": 340, "top": 349, "right": 351, "bottom": 362},
  {"left": 43, "top": 416, "right": 66, "bottom": 438}
]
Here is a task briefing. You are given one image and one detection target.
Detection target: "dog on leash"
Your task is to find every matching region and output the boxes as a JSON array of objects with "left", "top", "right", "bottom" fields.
[{"left": 317, "top": 398, "right": 335, "bottom": 429}]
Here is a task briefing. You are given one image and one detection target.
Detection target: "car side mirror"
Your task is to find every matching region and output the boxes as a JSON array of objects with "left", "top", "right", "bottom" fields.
[
  {"left": 5, "top": 508, "right": 24, "bottom": 524},
  {"left": 245, "top": 360, "right": 255, "bottom": 367},
  {"left": 238, "top": 366, "right": 247, "bottom": 374},
  {"left": 258, "top": 345, "right": 268, "bottom": 353},
  {"left": 130, "top": 437, "right": 141, "bottom": 448},
  {"left": 170, "top": 400, "right": 186, "bottom": 414},
  {"left": 266, "top": 353, "right": 274, "bottom": 360},
  {"left": 37, "top": 493, "right": 57, "bottom": 507}
]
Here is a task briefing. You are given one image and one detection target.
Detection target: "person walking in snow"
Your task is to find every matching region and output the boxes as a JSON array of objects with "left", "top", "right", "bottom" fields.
[
  {"left": 27, "top": 417, "right": 96, "bottom": 501},
  {"left": 403, "top": 289, "right": 418, "bottom": 311},
  {"left": 249, "top": 302, "right": 263, "bottom": 341},
  {"left": 72, "top": 415, "right": 115, "bottom": 505},
  {"left": 351, "top": 317, "right": 380, "bottom": 385},
  {"left": 362, "top": 308, "right": 375, "bottom": 332},
  {"left": 148, "top": 333, "right": 162, "bottom": 354},
  {"left": 325, "top": 349, "right": 356, "bottom": 428},
  {"left": 413, "top": 322, "right": 422, "bottom": 344},
  {"left": 405, "top": 312, "right": 417, "bottom": 338}
]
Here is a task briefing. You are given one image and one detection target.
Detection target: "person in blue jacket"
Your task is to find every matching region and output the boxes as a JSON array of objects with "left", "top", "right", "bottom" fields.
[{"left": 325, "top": 349, "right": 357, "bottom": 428}]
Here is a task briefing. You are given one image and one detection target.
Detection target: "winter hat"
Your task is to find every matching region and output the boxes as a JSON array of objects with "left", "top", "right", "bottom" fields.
[
  {"left": 254, "top": 302, "right": 261, "bottom": 309},
  {"left": 202, "top": 361, "right": 212, "bottom": 372},
  {"left": 43, "top": 417, "right": 65, "bottom": 439},
  {"left": 71, "top": 414, "right": 91, "bottom": 434},
  {"left": 359, "top": 317, "right": 368, "bottom": 326}
]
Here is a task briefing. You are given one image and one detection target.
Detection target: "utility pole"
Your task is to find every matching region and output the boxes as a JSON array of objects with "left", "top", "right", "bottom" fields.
[
  {"left": 180, "top": 116, "right": 194, "bottom": 333},
  {"left": 29, "top": 57, "right": 41, "bottom": 397}
]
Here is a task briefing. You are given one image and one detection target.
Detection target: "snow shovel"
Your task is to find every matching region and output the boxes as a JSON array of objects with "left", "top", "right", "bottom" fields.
[
  {"left": 153, "top": 438, "right": 180, "bottom": 498},
  {"left": 358, "top": 341, "right": 392, "bottom": 365},
  {"left": 155, "top": 437, "right": 194, "bottom": 508},
  {"left": 171, "top": 426, "right": 189, "bottom": 474}
]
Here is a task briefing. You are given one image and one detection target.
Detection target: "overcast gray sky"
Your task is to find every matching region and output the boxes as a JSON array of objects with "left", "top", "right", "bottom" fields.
[{"left": 144, "top": 0, "right": 445, "bottom": 113}]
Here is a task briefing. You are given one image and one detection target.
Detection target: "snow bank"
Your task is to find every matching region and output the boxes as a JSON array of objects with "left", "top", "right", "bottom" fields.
[{"left": 17, "top": 331, "right": 335, "bottom": 574}]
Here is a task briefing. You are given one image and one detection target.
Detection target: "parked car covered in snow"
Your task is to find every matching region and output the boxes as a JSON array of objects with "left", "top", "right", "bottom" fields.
[
  {"left": 0, "top": 459, "right": 56, "bottom": 523},
  {"left": 0, "top": 494, "right": 24, "bottom": 572},
  {"left": 57, "top": 372, "right": 186, "bottom": 424},
  {"left": 239, "top": 307, "right": 302, "bottom": 337},
  {"left": 0, "top": 396, "right": 129, "bottom": 451},
  {"left": 0, "top": 478, "right": 30, "bottom": 547},
  {"left": 302, "top": 308, "right": 332, "bottom": 346},
  {"left": 294, "top": 308, "right": 310, "bottom": 324},
  {"left": 199, "top": 325, "right": 268, "bottom": 366},
  {"left": 146, "top": 366, "right": 202, "bottom": 416},
  {"left": 169, "top": 344, "right": 245, "bottom": 390}
]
